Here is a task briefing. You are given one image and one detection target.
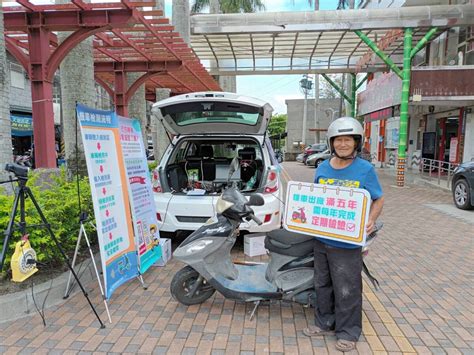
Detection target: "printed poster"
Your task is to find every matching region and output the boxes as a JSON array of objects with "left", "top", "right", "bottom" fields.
[
  {"left": 449, "top": 137, "right": 458, "bottom": 163},
  {"left": 118, "top": 116, "right": 161, "bottom": 272},
  {"left": 77, "top": 104, "right": 138, "bottom": 299},
  {"left": 284, "top": 181, "right": 371, "bottom": 246}
]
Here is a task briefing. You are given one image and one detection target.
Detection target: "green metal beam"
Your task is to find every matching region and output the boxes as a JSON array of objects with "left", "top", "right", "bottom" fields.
[
  {"left": 350, "top": 73, "right": 357, "bottom": 117},
  {"left": 396, "top": 28, "right": 413, "bottom": 188},
  {"left": 356, "top": 74, "right": 369, "bottom": 91},
  {"left": 321, "top": 73, "right": 352, "bottom": 104},
  {"left": 410, "top": 27, "right": 438, "bottom": 59},
  {"left": 354, "top": 30, "right": 403, "bottom": 79}
]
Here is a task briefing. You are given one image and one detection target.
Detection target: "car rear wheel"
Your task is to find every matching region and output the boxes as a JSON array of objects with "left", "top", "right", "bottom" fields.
[
  {"left": 315, "top": 159, "right": 324, "bottom": 168},
  {"left": 453, "top": 179, "right": 473, "bottom": 210}
]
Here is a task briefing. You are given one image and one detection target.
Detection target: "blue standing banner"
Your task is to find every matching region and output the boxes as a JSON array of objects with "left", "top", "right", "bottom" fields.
[{"left": 77, "top": 104, "right": 138, "bottom": 299}]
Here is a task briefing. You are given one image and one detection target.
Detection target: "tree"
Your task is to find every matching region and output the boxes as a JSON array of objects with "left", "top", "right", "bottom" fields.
[
  {"left": 319, "top": 74, "right": 343, "bottom": 99},
  {"left": 337, "top": 0, "right": 348, "bottom": 9},
  {"left": 303, "top": 0, "right": 354, "bottom": 10},
  {"left": 338, "top": 0, "right": 363, "bottom": 9},
  {"left": 191, "top": 0, "right": 265, "bottom": 14},
  {"left": 268, "top": 113, "right": 287, "bottom": 138}
]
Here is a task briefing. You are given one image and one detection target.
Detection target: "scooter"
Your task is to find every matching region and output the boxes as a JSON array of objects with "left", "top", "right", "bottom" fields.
[
  {"left": 170, "top": 184, "right": 381, "bottom": 315},
  {"left": 291, "top": 207, "right": 307, "bottom": 223}
]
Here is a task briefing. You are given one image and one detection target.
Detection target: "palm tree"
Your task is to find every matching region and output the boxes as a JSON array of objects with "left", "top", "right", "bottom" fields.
[
  {"left": 191, "top": 0, "right": 265, "bottom": 14},
  {"left": 338, "top": 0, "right": 363, "bottom": 9},
  {"left": 305, "top": 0, "right": 362, "bottom": 11}
]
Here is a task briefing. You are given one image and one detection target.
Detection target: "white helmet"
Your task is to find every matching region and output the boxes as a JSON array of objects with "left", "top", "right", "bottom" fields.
[{"left": 327, "top": 117, "right": 364, "bottom": 154}]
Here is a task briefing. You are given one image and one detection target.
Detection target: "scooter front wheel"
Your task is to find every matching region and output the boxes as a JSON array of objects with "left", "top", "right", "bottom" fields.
[{"left": 170, "top": 266, "right": 216, "bottom": 305}]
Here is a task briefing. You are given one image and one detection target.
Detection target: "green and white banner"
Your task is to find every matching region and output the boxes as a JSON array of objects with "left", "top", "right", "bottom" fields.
[{"left": 118, "top": 116, "right": 161, "bottom": 272}]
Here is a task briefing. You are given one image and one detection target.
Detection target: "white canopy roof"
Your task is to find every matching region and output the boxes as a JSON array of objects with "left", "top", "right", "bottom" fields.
[{"left": 190, "top": 5, "right": 474, "bottom": 75}]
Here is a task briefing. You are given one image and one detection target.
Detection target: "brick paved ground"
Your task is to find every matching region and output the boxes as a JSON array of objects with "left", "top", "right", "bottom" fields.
[{"left": 1, "top": 162, "right": 473, "bottom": 354}]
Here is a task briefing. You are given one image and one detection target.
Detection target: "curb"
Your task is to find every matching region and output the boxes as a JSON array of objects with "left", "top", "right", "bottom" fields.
[
  {"left": 376, "top": 168, "right": 452, "bottom": 192},
  {"left": 0, "top": 254, "right": 100, "bottom": 324},
  {"left": 412, "top": 177, "right": 451, "bottom": 192}
]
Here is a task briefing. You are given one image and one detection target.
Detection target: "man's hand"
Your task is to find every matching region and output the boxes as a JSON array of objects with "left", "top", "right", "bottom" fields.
[
  {"left": 366, "top": 219, "right": 375, "bottom": 235},
  {"left": 367, "top": 196, "right": 384, "bottom": 235}
]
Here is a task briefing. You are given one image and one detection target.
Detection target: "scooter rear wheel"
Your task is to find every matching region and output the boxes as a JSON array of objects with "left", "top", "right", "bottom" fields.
[{"left": 170, "top": 266, "right": 216, "bottom": 305}]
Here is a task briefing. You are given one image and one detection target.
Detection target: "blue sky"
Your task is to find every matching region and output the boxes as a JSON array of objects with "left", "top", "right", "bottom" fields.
[{"left": 238, "top": 1, "right": 345, "bottom": 114}]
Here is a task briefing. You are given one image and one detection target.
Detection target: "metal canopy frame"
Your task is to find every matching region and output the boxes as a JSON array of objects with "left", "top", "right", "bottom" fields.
[
  {"left": 190, "top": 5, "right": 474, "bottom": 75},
  {"left": 190, "top": 4, "right": 474, "bottom": 187},
  {"left": 3, "top": 0, "right": 220, "bottom": 168},
  {"left": 4, "top": 0, "right": 220, "bottom": 98}
]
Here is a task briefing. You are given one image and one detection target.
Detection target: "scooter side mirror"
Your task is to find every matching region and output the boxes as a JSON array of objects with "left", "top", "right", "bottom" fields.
[{"left": 247, "top": 194, "right": 264, "bottom": 206}]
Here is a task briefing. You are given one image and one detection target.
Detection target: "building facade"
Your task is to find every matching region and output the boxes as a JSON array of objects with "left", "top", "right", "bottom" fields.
[
  {"left": 285, "top": 98, "right": 340, "bottom": 160},
  {"left": 357, "top": 0, "right": 474, "bottom": 170}
]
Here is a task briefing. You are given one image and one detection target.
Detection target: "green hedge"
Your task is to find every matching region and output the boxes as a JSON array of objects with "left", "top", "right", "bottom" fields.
[
  {"left": 0, "top": 167, "right": 95, "bottom": 275},
  {"left": 148, "top": 161, "right": 158, "bottom": 172}
]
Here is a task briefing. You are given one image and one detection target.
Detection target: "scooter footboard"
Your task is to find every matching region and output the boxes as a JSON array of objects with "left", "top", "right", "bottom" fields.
[{"left": 211, "top": 264, "right": 281, "bottom": 302}]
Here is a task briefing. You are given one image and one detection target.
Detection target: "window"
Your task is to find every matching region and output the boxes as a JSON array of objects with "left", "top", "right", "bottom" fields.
[
  {"left": 10, "top": 64, "right": 25, "bottom": 89},
  {"left": 53, "top": 81, "right": 61, "bottom": 104},
  {"left": 162, "top": 102, "right": 262, "bottom": 127}
]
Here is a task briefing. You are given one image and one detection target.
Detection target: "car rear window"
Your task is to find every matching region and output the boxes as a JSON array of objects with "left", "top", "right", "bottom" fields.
[{"left": 161, "top": 102, "right": 262, "bottom": 127}]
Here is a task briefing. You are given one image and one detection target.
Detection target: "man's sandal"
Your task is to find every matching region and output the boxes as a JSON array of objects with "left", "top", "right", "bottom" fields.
[
  {"left": 302, "top": 325, "right": 335, "bottom": 337},
  {"left": 335, "top": 339, "right": 356, "bottom": 352}
]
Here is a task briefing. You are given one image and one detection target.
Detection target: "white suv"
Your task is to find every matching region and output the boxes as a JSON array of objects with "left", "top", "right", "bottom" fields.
[{"left": 150, "top": 92, "right": 283, "bottom": 237}]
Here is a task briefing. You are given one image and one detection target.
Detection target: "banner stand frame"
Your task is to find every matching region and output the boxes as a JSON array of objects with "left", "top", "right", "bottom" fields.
[
  {"left": 63, "top": 212, "right": 112, "bottom": 324},
  {"left": 136, "top": 273, "right": 148, "bottom": 290}
]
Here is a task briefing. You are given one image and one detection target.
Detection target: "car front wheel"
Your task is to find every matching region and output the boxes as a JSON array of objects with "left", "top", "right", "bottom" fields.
[
  {"left": 315, "top": 159, "right": 324, "bottom": 168},
  {"left": 453, "top": 179, "right": 473, "bottom": 210}
]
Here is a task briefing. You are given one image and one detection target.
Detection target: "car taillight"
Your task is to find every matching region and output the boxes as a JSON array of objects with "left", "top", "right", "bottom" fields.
[
  {"left": 263, "top": 214, "right": 272, "bottom": 223},
  {"left": 264, "top": 169, "right": 279, "bottom": 194},
  {"left": 152, "top": 169, "right": 162, "bottom": 193},
  {"left": 156, "top": 213, "right": 162, "bottom": 222}
]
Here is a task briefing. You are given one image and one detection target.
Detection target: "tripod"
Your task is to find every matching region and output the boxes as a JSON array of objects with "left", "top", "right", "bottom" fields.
[{"left": 0, "top": 172, "right": 105, "bottom": 328}]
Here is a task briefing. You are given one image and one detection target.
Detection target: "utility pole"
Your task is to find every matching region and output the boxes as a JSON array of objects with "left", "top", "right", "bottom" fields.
[
  {"left": 338, "top": 74, "right": 345, "bottom": 117},
  {"left": 341, "top": 0, "right": 355, "bottom": 118},
  {"left": 314, "top": 74, "right": 320, "bottom": 143},
  {"left": 313, "top": 1, "right": 320, "bottom": 143},
  {"left": 300, "top": 75, "right": 313, "bottom": 149}
]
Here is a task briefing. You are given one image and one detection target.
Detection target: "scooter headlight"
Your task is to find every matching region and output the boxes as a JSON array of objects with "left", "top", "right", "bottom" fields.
[
  {"left": 185, "top": 239, "right": 214, "bottom": 254},
  {"left": 216, "top": 196, "right": 234, "bottom": 213}
]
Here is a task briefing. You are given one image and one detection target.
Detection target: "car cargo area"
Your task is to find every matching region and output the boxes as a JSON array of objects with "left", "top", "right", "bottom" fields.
[{"left": 162, "top": 138, "right": 265, "bottom": 195}]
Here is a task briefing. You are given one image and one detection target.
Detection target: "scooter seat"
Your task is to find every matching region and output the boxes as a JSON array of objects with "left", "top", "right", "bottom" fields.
[{"left": 265, "top": 229, "right": 314, "bottom": 257}]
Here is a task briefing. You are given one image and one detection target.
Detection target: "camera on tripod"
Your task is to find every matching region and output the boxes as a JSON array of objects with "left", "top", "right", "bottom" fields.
[{"left": 5, "top": 163, "right": 29, "bottom": 179}]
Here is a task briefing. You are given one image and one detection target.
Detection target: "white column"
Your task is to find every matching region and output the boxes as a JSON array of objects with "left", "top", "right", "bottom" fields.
[
  {"left": 56, "top": 0, "right": 94, "bottom": 171},
  {"left": 172, "top": 0, "right": 190, "bottom": 44},
  {"left": 127, "top": 73, "right": 147, "bottom": 144},
  {"left": 0, "top": 7, "right": 13, "bottom": 175},
  {"left": 209, "top": 0, "right": 236, "bottom": 92},
  {"left": 152, "top": 89, "right": 171, "bottom": 162}
]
